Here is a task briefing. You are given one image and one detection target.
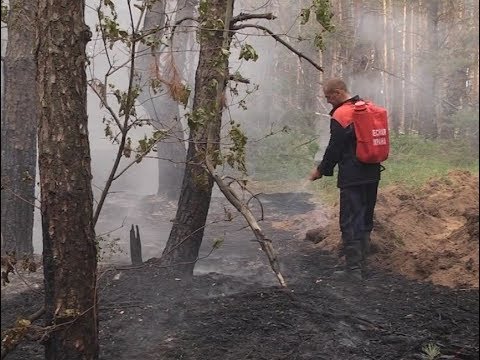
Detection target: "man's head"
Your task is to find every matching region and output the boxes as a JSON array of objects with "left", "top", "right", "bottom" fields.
[{"left": 323, "top": 78, "right": 351, "bottom": 107}]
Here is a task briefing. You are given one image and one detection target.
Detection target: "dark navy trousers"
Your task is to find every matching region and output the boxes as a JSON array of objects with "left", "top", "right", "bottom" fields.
[{"left": 339, "top": 182, "right": 379, "bottom": 267}]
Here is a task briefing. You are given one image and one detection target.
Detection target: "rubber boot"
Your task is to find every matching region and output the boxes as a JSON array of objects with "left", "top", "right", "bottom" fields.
[
  {"left": 360, "top": 233, "right": 371, "bottom": 277},
  {"left": 333, "top": 243, "right": 363, "bottom": 281}
]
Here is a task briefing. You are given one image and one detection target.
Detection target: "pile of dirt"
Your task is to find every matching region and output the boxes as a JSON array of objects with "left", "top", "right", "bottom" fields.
[{"left": 278, "top": 170, "right": 479, "bottom": 289}]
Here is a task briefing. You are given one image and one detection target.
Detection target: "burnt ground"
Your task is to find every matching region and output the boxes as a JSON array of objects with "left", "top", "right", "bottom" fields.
[{"left": 1, "top": 191, "right": 479, "bottom": 360}]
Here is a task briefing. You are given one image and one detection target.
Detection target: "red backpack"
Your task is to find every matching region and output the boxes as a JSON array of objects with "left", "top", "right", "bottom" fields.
[{"left": 333, "top": 100, "right": 390, "bottom": 164}]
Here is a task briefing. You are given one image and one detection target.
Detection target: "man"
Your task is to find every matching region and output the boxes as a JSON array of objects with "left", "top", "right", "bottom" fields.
[{"left": 309, "top": 78, "right": 381, "bottom": 281}]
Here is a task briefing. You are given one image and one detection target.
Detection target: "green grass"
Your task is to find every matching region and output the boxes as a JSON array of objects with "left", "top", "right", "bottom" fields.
[
  {"left": 248, "top": 134, "right": 479, "bottom": 203},
  {"left": 382, "top": 134, "right": 479, "bottom": 188},
  {"left": 247, "top": 130, "right": 319, "bottom": 182}
]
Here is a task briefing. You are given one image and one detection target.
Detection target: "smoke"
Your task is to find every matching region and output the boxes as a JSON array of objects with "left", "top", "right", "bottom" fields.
[{"left": 25, "top": 0, "right": 472, "bottom": 275}]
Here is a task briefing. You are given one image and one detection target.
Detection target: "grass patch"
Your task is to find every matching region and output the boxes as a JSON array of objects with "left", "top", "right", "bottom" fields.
[
  {"left": 248, "top": 134, "right": 479, "bottom": 204},
  {"left": 247, "top": 129, "right": 318, "bottom": 182},
  {"left": 381, "top": 134, "right": 479, "bottom": 188}
]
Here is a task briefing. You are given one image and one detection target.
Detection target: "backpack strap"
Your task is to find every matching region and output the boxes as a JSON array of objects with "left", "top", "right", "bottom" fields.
[{"left": 332, "top": 103, "right": 355, "bottom": 128}]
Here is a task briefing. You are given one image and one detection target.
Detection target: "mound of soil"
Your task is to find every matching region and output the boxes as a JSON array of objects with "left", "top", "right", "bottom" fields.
[{"left": 289, "top": 170, "right": 479, "bottom": 289}]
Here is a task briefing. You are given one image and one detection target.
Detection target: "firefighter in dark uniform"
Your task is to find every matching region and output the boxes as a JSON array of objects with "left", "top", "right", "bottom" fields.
[{"left": 309, "top": 78, "right": 381, "bottom": 281}]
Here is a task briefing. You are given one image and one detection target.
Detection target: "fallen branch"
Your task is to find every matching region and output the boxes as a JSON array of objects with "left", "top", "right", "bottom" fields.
[
  {"left": 1, "top": 306, "right": 45, "bottom": 360},
  {"left": 204, "top": 158, "right": 287, "bottom": 288}
]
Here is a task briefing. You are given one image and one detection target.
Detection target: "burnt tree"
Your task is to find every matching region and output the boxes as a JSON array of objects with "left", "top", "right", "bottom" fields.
[
  {"left": 1, "top": 0, "right": 37, "bottom": 258},
  {"left": 37, "top": 0, "right": 98, "bottom": 358}
]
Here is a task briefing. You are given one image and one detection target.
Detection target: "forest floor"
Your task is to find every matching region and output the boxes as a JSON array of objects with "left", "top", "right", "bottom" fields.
[{"left": 1, "top": 170, "right": 479, "bottom": 360}]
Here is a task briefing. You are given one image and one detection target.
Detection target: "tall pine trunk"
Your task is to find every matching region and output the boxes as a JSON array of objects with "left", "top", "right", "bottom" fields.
[
  {"left": 419, "top": 0, "right": 439, "bottom": 138},
  {"left": 37, "top": 0, "right": 98, "bottom": 358},
  {"left": 1, "top": 0, "right": 37, "bottom": 259},
  {"left": 160, "top": 0, "right": 234, "bottom": 277}
]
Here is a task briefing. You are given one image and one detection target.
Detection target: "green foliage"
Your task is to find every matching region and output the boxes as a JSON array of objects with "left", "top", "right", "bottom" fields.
[
  {"left": 300, "top": 8, "right": 311, "bottom": 25},
  {"left": 300, "top": 0, "right": 334, "bottom": 50},
  {"left": 448, "top": 106, "right": 479, "bottom": 143},
  {"left": 198, "top": 0, "right": 225, "bottom": 42},
  {"left": 312, "top": 0, "right": 334, "bottom": 30},
  {"left": 198, "top": 0, "right": 209, "bottom": 17},
  {"left": 135, "top": 130, "right": 167, "bottom": 162},
  {"left": 421, "top": 342, "right": 441, "bottom": 360},
  {"left": 112, "top": 86, "right": 141, "bottom": 117},
  {"left": 239, "top": 44, "right": 259, "bottom": 62},
  {"left": 102, "top": 116, "right": 116, "bottom": 143},
  {"left": 211, "top": 236, "right": 224, "bottom": 250},
  {"left": 225, "top": 123, "right": 248, "bottom": 172},
  {"left": 1, "top": 0, "right": 7, "bottom": 23},
  {"left": 96, "top": 6, "right": 130, "bottom": 49},
  {"left": 384, "top": 134, "right": 479, "bottom": 188},
  {"left": 95, "top": 234, "right": 124, "bottom": 262},
  {"left": 249, "top": 131, "right": 478, "bottom": 204},
  {"left": 187, "top": 108, "right": 212, "bottom": 131},
  {"left": 248, "top": 128, "right": 319, "bottom": 181}
]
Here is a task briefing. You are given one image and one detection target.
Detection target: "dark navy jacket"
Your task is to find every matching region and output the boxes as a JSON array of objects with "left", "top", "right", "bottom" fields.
[{"left": 318, "top": 96, "right": 381, "bottom": 188}]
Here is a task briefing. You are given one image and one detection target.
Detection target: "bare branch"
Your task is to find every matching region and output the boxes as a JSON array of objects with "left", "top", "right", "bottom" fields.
[
  {"left": 231, "top": 12, "right": 276, "bottom": 24},
  {"left": 93, "top": 2, "right": 140, "bottom": 225},
  {"left": 112, "top": 136, "right": 163, "bottom": 181},
  {"left": 231, "top": 24, "right": 323, "bottom": 72},
  {"left": 222, "top": 175, "right": 265, "bottom": 221},
  {"left": 229, "top": 73, "right": 250, "bottom": 84},
  {"left": 170, "top": 16, "right": 198, "bottom": 47},
  {"left": 0, "top": 186, "right": 41, "bottom": 210},
  {"left": 175, "top": 16, "right": 198, "bottom": 27},
  {"left": 87, "top": 80, "right": 124, "bottom": 131}
]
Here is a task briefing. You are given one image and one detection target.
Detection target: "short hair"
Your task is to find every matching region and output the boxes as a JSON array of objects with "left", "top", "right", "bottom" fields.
[{"left": 323, "top": 78, "right": 348, "bottom": 93}]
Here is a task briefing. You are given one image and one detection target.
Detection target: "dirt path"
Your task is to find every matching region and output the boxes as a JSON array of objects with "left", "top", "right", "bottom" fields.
[{"left": 1, "top": 184, "right": 479, "bottom": 360}]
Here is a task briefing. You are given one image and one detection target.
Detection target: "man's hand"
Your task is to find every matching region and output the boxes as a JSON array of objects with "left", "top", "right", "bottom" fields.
[{"left": 309, "top": 168, "right": 322, "bottom": 181}]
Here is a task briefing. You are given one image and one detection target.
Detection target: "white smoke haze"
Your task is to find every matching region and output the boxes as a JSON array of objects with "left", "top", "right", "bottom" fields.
[
  {"left": 27, "top": 0, "right": 333, "bottom": 262},
  {"left": 6, "top": 0, "right": 475, "bottom": 274}
]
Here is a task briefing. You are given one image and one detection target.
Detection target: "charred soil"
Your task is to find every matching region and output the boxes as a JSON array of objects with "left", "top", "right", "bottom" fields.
[{"left": 1, "top": 172, "right": 479, "bottom": 360}]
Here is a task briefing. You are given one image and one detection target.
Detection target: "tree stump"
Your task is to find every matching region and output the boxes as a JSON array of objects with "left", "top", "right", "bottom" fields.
[{"left": 129, "top": 225, "right": 143, "bottom": 265}]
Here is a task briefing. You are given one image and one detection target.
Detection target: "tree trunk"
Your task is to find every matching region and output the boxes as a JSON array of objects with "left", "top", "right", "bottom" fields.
[
  {"left": 399, "top": 0, "right": 407, "bottom": 133},
  {"left": 160, "top": 0, "right": 234, "bottom": 277},
  {"left": 408, "top": 0, "right": 421, "bottom": 133},
  {"left": 468, "top": 1, "right": 479, "bottom": 108},
  {"left": 381, "top": 0, "right": 390, "bottom": 110},
  {"left": 135, "top": 0, "right": 191, "bottom": 201},
  {"left": 419, "top": 0, "right": 439, "bottom": 138},
  {"left": 37, "top": 0, "right": 98, "bottom": 358},
  {"left": 1, "top": 0, "right": 37, "bottom": 259},
  {"left": 388, "top": 0, "right": 401, "bottom": 135}
]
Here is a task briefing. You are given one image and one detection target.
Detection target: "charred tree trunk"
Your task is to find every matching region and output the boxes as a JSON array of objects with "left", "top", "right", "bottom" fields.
[
  {"left": 1, "top": 0, "right": 37, "bottom": 259},
  {"left": 37, "top": 0, "right": 98, "bottom": 358},
  {"left": 160, "top": 0, "right": 234, "bottom": 277}
]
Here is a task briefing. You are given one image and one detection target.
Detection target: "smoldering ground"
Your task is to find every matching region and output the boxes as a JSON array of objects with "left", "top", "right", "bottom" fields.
[{"left": 2, "top": 189, "right": 479, "bottom": 359}]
